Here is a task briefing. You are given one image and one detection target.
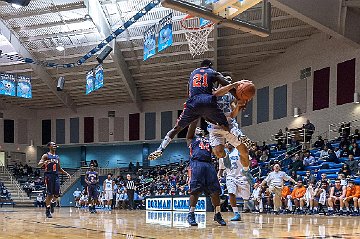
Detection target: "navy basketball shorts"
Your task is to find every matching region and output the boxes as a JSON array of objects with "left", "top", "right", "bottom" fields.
[
  {"left": 176, "top": 94, "right": 228, "bottom": 129},
  {"left": 87, "top": 184, "right": 98, "bottom": 200},
  {"left": 44, "top": 173, "right": 60, "bottom": 196},
  {"left": 189, "top": 160, "right": 221, "bottom": 195}
]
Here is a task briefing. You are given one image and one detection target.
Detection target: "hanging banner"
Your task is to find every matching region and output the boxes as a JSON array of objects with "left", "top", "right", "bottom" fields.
[
  {"left": 0, "top": 73, "right": 16, "bottom": 96},
  {"left": 94, "top": 64, "right": 104, "bottom": 90},
  {"left": 143, "top": 25, "right": 156, "bottom": 61},
  {"left": 16, "top": 75, "right": 32, "bottom": 99},
  {"left": 158, "top": 13, "right": 173, "bottom": 52},
  {"left": 86, "top": 70, "right": 95, "bottom": 95}
]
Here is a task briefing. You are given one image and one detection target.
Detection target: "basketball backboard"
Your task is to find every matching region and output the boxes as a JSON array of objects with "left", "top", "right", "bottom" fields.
[{"left": 161, "top": 0, "right": 271, "bottom": 37}]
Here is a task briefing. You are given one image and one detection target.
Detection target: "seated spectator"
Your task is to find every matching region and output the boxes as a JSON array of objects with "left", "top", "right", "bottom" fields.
[
  {"left": 351, "top": 129, "right": 360, "bottom": 141},
  {"left": 35, "top": 193, "right": 45, "bottom": 207},
  {"left": 338, "top": 164, "right": 351, "bottom": 177},
  {"left": 334, "top": 147, "right": 341, "bottom": 158},
  {"left": 302, "top": 170, "right": 316, "bottom": 185},
  {"left": 327, "top": 149, "right": 339, "bottom": 163},
  {"left": 260, "top": 141, "right": 269, "bottom": 152},
  {"left": 339, "top": 138, "right": 350, "bottom": 151},
  {"left": 338, "top": 174, "right": 347, "bottom": 186},
  {"left": 350, "top": 143, "right": 360, "bottom": 157},
  {"left": 313, "top": 136, "right": 324, "bottom": 149},
  {"left": 288, "top": 180, "right": 306, "bottom": 214},
  {"left": 340, "top": 145, "right": 351, "bottom": 158},
  {"left": 259, "top": 151, "right": 268, "bottom": 162},
  {"left": 281, "top": 184, "right": 291, "bottom": 211},
  {"left": 315, "top": 174, "right": 331, "bottom": 189},
  {"left": 289, "top": 153, "right": 303, "bottom": 175},
  {"left": 303, "top": 151, "right": 317, "bottom": 166},
  {"left": 345, "top": 155, "right": 359, "bottom": 175},
  {"left": 319, "top": 146, "right": 329, "bottom": 160},
  {"left": 303, "top": 119, "right": 315, "bottom": 143},
  {"left": 327, "top": 179, "right": 346, "bottom": 215},
  {"left": 302, "top": 182, "right": 316, "bottom": 214},
  {"left": 281, "top": 153, "right": 292, "bottom": 172}
]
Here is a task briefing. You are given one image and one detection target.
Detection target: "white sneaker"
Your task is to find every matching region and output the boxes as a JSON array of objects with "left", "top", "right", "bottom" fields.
[{"left": 148, "top": 149, "right": 163, "bottom": 160}]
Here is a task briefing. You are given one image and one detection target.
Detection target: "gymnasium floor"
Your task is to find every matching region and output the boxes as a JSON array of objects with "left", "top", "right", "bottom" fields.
[{"left": 0, "top": 208, "right": 359, "bottom": 239}]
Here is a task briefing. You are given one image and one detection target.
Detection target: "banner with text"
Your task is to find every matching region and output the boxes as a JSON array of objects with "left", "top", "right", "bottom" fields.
[
  {"left": 143, "top": 25, "right": 156, "bottom": 61},
  {"left": 158, "top": 13, "right": 173, "bottom": 52}
]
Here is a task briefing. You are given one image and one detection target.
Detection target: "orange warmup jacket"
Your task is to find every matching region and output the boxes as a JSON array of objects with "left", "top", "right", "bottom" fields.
[{"left": 291, "top": 186, "right": 306, "bottom": 199}]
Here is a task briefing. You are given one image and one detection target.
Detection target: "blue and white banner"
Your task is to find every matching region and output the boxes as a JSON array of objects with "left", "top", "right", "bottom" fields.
[
  {"left": 145, "top": 196, "right": 207, "bottom": 212},
  {"left": 86, "top": 70, "right": 95, "bottom": 95},
  {"left": 158, "top": 13, "right": 173, "bottom": 52},
  {"left": 143, "top": 25, "right": 156, "bottom": 61},
  {"left": 16, "top": 75, "right": 32, "bottom": 99},
  {"left": 146, "top": 197, "right": 172, "bottom": 211},
  {"left": 0, "top": 73, "right": 16, "bottom": 97},
  {"left": 173, "top": 197, "right": 206, "bottom": 212},
  {"left": 94, "top": 64, "right": 104, "bottom": 90}
]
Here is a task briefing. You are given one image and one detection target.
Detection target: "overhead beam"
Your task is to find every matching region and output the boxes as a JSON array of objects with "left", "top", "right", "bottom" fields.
[
  {"left": 0, "top": 19, "right": 77, "bottom": 112},
  {"left": 345, "top": 0, "right": 360, "bottom": 8},
  {"left": 269, "top": 0, "right": 360, "bottom": 46},
  {"left": 84, "top": 0, "right": 142, "bottom": 111},
  {"left": 1, "top": 2, "right": 85, "bottom": 20}
]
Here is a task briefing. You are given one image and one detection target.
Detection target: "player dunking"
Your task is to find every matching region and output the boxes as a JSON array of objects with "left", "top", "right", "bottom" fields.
[
  {"left": 148, "top": 59, "right": 240, "bottom": 160},
  {"left": 186, "top": 120, "right": 226, "bottom": 226},
  {"left": 38, "top": 142, "right": 70, "bottom": 218},
  {"left": 218, "top": 143, "right": 252, "bottom": 221},
  {"left": 85, "top": 163, "right": 99, "bottom": 213},
  {"left": 103, "top": 173, "right": 115, "bottom": 211},
  {"left": 209, "top": 74, "right": 254, "bottom": 184}
]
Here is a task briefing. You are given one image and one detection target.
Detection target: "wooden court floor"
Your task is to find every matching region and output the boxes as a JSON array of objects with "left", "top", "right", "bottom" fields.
[{"left": 0, "top": 208, "right": 360, "bottom": 239}]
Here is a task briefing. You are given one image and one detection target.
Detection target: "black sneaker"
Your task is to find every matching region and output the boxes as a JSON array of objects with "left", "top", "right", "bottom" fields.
[
  {"left": 327, "top": 210, "right": 334, "bottom": 216},
  {"left": 92, "top": 206, "right": 97, "bottom": 213},
  {"left": 214, "top": 212, "right": 226, "bottom": 226},
  {"left": 50, "top": 202, "right": 56, "bottom": 213},
  {"left": 46, "top": 207, "right": 52, "bottom": 218},
  {"left": 338, "top": 210, "right": 344, "bottom": 216},
  {"left": 187, "top": 212, "right": 198, "bottom": 226},
  {"left": 89, "top": 206, "right": 93, "bottom": 213}
]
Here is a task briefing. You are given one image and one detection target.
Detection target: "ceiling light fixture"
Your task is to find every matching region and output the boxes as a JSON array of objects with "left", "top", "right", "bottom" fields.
[
  {"left": 4, "top": 0, "right": 31, "bottom": 7},
  {"left": 56, "top": 45, "right": 65, "bottom": 52}
]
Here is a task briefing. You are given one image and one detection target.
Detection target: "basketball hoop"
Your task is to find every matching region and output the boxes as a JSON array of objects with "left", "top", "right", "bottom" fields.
[{"left": 180, "top": 15, "right": 214, "bottom": 57}]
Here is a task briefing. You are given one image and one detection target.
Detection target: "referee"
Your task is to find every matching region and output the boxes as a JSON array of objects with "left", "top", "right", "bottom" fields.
[{"left": 125, "top": 174, "right": 136, "bottom": 210}]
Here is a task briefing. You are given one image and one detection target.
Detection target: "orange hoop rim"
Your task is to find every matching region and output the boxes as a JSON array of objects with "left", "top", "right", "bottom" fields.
[{"left": 180, "top": 14, "right": 214, "bottom": 31}]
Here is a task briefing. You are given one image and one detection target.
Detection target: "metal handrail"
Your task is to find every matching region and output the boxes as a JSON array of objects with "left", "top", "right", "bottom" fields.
[{"left": 60, "top": 168, "right": 83, "bottom": 193}]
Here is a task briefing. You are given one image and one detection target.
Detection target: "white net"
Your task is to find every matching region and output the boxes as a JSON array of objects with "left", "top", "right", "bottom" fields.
[{"left": 181, "top": 17, "right": 214, "bottom": 57}]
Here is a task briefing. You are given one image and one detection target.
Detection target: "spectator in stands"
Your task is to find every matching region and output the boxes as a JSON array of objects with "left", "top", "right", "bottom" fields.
[
  {"left": 303, "top": 150, "right": 317, "bottom": 166},
  {"left": 338, "top": 164, "right": 351, "bottom": 177},
  {"left": 281, "top": 153, "right": 292, "bottom": 173},
  {"left": 303, "top": 119, "right": 315, "bottom": 143},
  {"left": 327, "top": 149, "right": 339, "bottom": 164},
  {"left": 259, "top": 151, "right": 269, "bottom": 162},
  {"left": 339, "top": 138, "right": 350, "bottom": 151},
  {"left": 313, "top": 182, "right": 328, "bottom": 214},
  {"left": 35, "top": 193, "right": 45, "bottom": 207},
  {"left": 351, "top": 129, "right": 360, "bottom": 141},
  {"left": 319, "top": 146, "right": 329, "bottom": 160},
  {"left": 340, "top": 145, "right": 350, "bottom": 158},
  {"left": 315, "top": 173, "right": 331, "bottom": 189},
  {"left": 350, "top": 143, "right": 360, "bottom": 157},
  {"left": 73, "top": 188, "right": 82, "bottom": 208},
  {"left": 275, "top": 129, "right": 284, "bottom": 149},
  {"left": 302, "top": 170, "right": 316, "bottom": 185},
  {"left": 313, "top": 136, "right": 324, "bottom": 149},
  {"left": 334, "top": 147, "right": 341, "bottom": 158},
  {"left": 345, "top": 154, "right": 359, "bottom": 175},
  {"left": 288, "top": 153, "right": 303, "bottom": 175},
  {"left": 327, "top": 179, "right": 346, "bottom": 215},
  {"left": 260, "top": 141, "right": 269, "bottom": 152}
]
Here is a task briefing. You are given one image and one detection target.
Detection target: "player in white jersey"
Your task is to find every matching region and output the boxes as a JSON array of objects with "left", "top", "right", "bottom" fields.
[
  {"left": 218, "top": 143, "right": 251, "bottom": 221},
  {"left": 103, "top": 173, "right": 115, "bottom": 211},
  {"left": 260, "top": 163, "right": 296, "bottom": 214},
  {"left": 208, "top": 75, "right": 253, "bottom": 185}
]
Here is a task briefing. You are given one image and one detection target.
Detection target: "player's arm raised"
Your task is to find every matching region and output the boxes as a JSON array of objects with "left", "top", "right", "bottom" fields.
[
  {"left": 38, "top": 154, "right": 48, "bottom": 168},
  {"left": 214, "top": 73, "right": 238, "bottom": 98},
  {"left": 186, "top": 119, "right": 199, "bottom": 147}
]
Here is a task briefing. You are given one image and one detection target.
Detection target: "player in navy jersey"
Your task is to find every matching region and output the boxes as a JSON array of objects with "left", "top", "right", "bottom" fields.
[
  {"left": 148, "top": 59, "right": 241, "bottom": 161},
  {"left": 85, "top": 163, "right": 99, "bottom": 213},
  {"left": 38, "top": 142, "right": 70, "bottom": 218},
  {"left": 186, "top": 120, "right": 226, "bottom": 226}
]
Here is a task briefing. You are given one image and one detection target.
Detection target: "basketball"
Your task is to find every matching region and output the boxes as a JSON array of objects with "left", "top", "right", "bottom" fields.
[{"left": 236, "top": 81, "right": 255, "bottom": 101}]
